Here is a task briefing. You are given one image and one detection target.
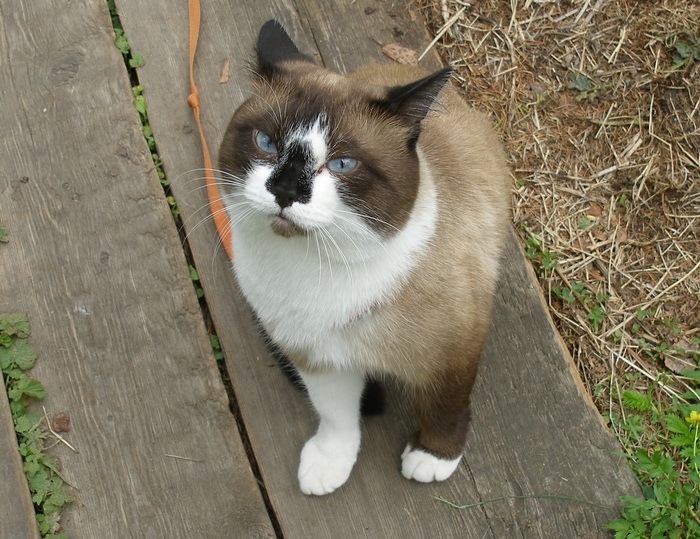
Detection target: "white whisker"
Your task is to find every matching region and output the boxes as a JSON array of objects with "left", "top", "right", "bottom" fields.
[
  {"left": 335, "top": 207, "right": 400, "bottom": 234},
  {"left": 330, "top": 220, "right": 368, "bottom": 279},
  {"left": 321, "top": 224, "right": 354, "bottom": 292}
]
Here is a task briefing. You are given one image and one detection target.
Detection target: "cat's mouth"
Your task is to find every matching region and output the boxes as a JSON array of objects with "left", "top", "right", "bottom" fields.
[{"left": 270, "top": 212, "right": 306, "bottom": 238}]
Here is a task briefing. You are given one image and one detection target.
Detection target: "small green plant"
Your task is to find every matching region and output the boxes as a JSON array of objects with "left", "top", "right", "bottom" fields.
[
  {"left": 131, "top": 85, "right": 172, "bottom": 198},
  {"left": 587, "top": 295, "right": 608, "bottom": 333},
  {"left": 107, "top": 1, "right": 177, "bottom": 219},
  {"left": 1, "top": 313, "right": 69, "bottom": 538},
  {"left": 606, "top": 376, "right": 700, "bottom": 538},
  {"left": 107, "top": 0, "right": 145, "bottom": 69},
  {"left": 189, "top": 265, "right": 204, "bottom": 299},
  {"left": 552, "top": 280, "right": 609, "bottom": 333},
  {"left": 668, "top": 34, "right": 700, "bottom": 70},
  {"left": 567, "top": 74, "right": 613, "bottom": 101},
  {"left": 523, "top": 233, "right": 557, "bottom": 275},
  {"left": 577, "top": 216, "right": 593, "bottom": 230},
  {"left": 0, "top": 225, "right": 8, "bottom": 243},
  {"left": 210, "top": 335, "right": 224, "bottom": 362}
]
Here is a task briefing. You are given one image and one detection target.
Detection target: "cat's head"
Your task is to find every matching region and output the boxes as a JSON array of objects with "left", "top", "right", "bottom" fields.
[{"left": 218, "top": 20, "right": 450, "bottom": 240}]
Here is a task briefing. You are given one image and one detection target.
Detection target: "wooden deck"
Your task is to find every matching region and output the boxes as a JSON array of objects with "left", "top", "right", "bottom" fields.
[{"left": 0, "top": 0, "right": 640, "bottom": 537}]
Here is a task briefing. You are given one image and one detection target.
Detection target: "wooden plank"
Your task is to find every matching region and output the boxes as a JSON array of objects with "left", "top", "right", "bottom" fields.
[
  {"left": 117, "top": 0, "right": 641, "bottom": 537},
  {"left": 0, "top": 1, "right": 273, "bottom": 537},
  {"left": 0, "top": 376, "right": 40, "bottom": 539}
]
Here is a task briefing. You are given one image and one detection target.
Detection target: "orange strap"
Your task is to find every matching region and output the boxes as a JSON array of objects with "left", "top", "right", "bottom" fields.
[{"left": 186, "top": 0, "right": 233, "bottom": 260}]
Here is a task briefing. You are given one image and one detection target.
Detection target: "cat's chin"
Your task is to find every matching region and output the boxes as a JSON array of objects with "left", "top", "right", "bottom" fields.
[{"left": 270, "top": 216, "right": 307, "bottom": 238}]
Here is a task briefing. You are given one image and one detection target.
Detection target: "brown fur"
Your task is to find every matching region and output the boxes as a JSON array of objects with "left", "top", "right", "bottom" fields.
[
  {"left": 351, "top": 65, "right": 511, "bottom": 457},
  {"left": 220, "top": 59, "right": 510, "bottom": 460}
]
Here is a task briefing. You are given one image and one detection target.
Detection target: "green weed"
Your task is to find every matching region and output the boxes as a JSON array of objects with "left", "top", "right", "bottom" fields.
[
  {"left": 210, "top": 335, "right": 224, "bottom": 362},
  {"left": 1, "top": 313, "right": 69, "bottom": 538},
  {"left": 189, "top": 265, "right": 204, "bottom": 299},
  {"left": 552, "top": 281, "right": 609, "bottom": 333},
  {"left": 130, "top": 85, "right": 174, "bottom": 217},
  {"left": 668, "top": 34, "right": 700, "bottom": 70},
  {"left": 107, "top": 2, "right": 177, "bottom": 219},
  {"left": 605, "top": 375, "right": 700, "bottom": 538},
  {"left": 523, "top": 233, "right": 557, "bottom": 275},
  {"left": 107, "top": 0, "right": 144, "bottom": 69},
  {"left": 567, "top": 74, "right": 613, "bottom": 101}
]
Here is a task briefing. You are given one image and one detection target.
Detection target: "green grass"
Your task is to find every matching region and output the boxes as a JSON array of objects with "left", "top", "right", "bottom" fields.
[{"left": 1, "top": 312, "right": 70, "bottom": 538}]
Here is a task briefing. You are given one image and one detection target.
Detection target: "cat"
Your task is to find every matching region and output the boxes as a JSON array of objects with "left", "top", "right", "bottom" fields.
[{"left": 217, "top": 19, "right": 511, "bottom": 496}]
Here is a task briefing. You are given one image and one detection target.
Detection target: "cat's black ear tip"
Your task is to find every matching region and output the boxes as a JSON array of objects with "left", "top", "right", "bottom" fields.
[
  {"left": 256, "top": 19, "right": 313, "bottom": 77},
  {"left": 259, "top": 19, "right": 287, "bottom": 39},
  {"left": 257, "top": 19, "right": 293, "bottom": 51},
  {"left": 433, "top": 66, "right": 453, "bottom": 85}
]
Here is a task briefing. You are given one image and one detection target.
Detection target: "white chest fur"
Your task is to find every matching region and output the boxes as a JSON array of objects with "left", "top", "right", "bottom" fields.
[{"left": 230, "top": 150, "right": 438, "bottom": 365}]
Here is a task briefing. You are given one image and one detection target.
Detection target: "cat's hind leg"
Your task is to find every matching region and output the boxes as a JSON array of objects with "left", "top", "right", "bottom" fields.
[
  {"left": 401, "top": 361, "right": 478, "bottom": 483},
  {"left": 297, "top": 369, "right": 365, "bottom": 495}
]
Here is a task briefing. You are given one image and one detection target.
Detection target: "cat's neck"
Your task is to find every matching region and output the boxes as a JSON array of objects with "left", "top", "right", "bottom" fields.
[{"left": 231, "top": 149, "right": 438, "bottom": 347}]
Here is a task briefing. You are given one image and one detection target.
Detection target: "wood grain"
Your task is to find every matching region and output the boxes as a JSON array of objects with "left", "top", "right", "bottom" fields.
[{"left": 0, "top": 1, "right": 273, "bottom": 536}]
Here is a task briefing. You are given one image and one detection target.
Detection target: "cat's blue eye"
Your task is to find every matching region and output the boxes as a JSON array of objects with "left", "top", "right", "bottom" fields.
[
  {"left": 254, "top": 130, "right": 277, "bottom": 154},
  {"left": 327, "top": 157, "right": 358, "bottom": 174}
]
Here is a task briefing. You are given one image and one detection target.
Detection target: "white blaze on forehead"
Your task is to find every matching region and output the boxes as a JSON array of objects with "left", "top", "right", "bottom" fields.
[
  {"left": 303, "top": 117, "right": 328, "bottom": 167},
  {"left": 288, "top": 116, "right": 328, "bottom": 169}
]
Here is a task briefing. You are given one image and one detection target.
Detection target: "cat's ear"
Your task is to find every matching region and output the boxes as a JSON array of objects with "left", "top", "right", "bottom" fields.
[
  {"left": 256, "top": 20, "right": 313, "bottom": 78},
  {"left": 383, "top": 67, "right": 452, "bottom": 122}
]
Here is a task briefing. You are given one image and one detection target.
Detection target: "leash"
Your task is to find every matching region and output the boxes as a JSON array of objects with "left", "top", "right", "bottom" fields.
[{"left": 186, "top": 0, "right": 233, "bottom": 260}]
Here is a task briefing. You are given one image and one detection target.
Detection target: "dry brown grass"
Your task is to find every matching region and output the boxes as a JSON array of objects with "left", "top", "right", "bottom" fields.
[{"left": 415, "top": 0, "right": 699, "bottom": 420}]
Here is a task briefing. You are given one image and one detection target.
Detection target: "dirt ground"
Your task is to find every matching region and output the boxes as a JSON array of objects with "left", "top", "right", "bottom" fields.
[{"left": 415, "top": 0, "right": 699, "bottom": 418}]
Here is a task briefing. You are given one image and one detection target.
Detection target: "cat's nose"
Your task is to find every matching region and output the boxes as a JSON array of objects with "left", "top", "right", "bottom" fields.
[
  {"left": 267, "top": 151, "right": 310, "bottom": 208},
  {"left": 271, "top": 183, "right": 298, "bottom": 209}
]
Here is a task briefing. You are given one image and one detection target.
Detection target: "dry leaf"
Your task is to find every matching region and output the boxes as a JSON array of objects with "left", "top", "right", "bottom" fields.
[
  {"left": 219, "top": 58, "right": 230, "bottom": 84},
  {"left": 382, "top": 43, "right": 419, "bottom": 66},
  {"left": 616, "top": 227, "right": 628, "bottom": 243},
  {"left": 664, "top": 354, "right": 696, "bottom": 374},
  {"left": 530, "top": 82, "right": 548, "bottom": 99},
  {"left": 588, "top": 202, "right": 603, "bottom": 217}
]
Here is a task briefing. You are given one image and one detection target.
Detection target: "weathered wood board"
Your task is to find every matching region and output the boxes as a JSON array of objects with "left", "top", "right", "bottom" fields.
[
  {"left": 0, "top": 378, "right": 40, "bottom": 539},
  {"left": 117, "top": 0, "right": 641, "bottom": 538},
  {"left": 0, "top": 0, "right": 273, "bottom": 537}
]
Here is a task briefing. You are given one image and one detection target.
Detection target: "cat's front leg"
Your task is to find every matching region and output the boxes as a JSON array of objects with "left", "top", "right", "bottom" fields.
[
  {"left": 297, "top": 369, "right": 365, "bottom": 495},
  {"left": 402, "top": 362, "right": 478, "bottom": 483}
]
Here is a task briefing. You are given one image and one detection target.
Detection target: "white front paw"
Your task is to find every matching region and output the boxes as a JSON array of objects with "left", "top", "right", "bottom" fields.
[
  {"left": 401, "top": 445, "right": 462, "bottom": 483},
  {"left": 298, "top": 436, "right": 359, "bottom": 495}
]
